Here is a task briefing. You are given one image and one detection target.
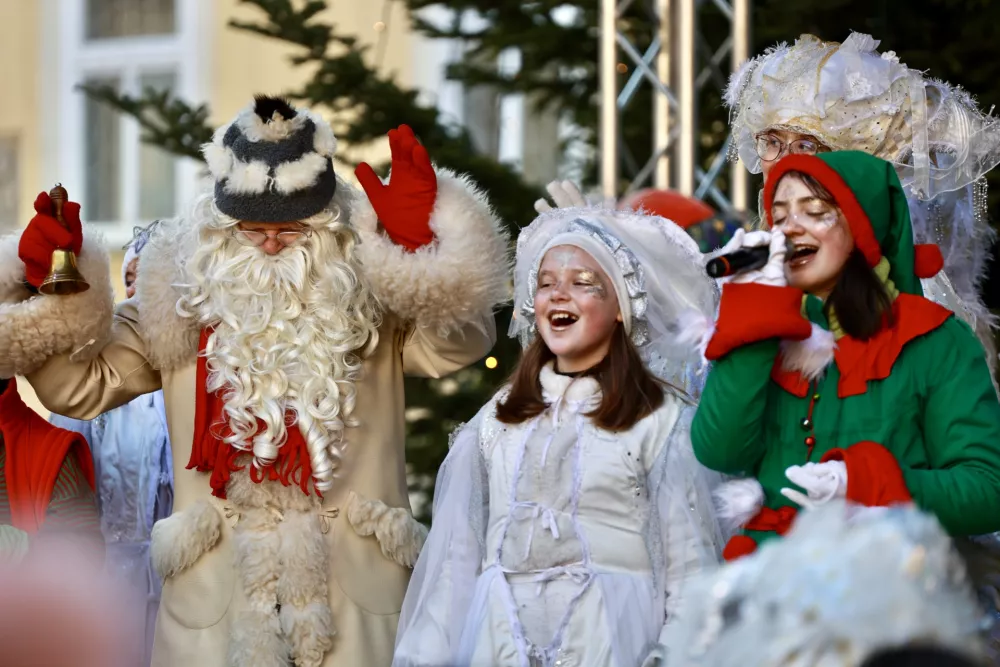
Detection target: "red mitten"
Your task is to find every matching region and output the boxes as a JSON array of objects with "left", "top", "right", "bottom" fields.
[
  {"left": 18, "top": 192, "right": 83, "bottom": 288},
  {"left": 821, "top": 441, "right": 913, "bottom": 506},
  {"left": 355, "top": 125, "right": 437, "bottom": 252}
]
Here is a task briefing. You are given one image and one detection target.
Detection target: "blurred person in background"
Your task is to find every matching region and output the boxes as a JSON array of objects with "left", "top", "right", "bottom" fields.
[
  {"left": 50, "top": 220, "right": 173, "bottom": 667},
  {"left": 0, "top": 535, "right": 136, "bottom": 667}
]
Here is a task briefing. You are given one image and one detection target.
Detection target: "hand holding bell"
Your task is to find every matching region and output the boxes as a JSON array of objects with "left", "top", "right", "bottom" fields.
[{"left": 18, "top": 185, "right": 89, "bottom": 295}]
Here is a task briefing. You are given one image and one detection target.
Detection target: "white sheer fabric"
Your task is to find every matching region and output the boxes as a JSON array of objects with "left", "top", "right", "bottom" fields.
[{"left": 394, "top": 366, "right": 724, "bottom": 667}]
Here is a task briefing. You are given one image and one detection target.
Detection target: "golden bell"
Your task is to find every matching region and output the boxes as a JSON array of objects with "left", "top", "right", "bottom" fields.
[{"left": 38, "top": 248, "right": 90, "bottom": 296}]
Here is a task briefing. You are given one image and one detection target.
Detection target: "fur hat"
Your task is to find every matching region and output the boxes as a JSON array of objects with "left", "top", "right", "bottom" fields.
[{"left": 201, "top": 95, "right": 338, "bottom": 223}]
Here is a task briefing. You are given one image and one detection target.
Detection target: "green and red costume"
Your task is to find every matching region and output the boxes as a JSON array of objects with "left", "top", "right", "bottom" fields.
[{"left": 691, "top": 151, "right": 1000, "bottom": 559}]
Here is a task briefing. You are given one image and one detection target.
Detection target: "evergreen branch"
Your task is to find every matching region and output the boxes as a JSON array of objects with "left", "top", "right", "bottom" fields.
[{"left": 77, "top": 83, "right": 214, "bottom": 162}]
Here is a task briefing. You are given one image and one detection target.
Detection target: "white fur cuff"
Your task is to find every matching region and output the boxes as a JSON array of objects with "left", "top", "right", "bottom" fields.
[
  {"left": 151, "top": 500, "right": 223, "bottom": 579},
  {"left": 0, "top": 229, "right": 115, "bottom": 378},
  {"left": 714, "top": 478, "right": 765, "bottom": 534},
  {"left": 345, "top": 491, "right": 428, "bottom": 568},
  {"left": 780, "top": 323, "right": 837, "bottom": 381},
  {"left": 353, "top": 170, "right": 511, "bottom": 335}
]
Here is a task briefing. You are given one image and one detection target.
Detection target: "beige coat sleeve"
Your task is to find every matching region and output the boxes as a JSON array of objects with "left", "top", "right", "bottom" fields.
[
  {"left": 26, "top": 300, "right": 162, "bottom": 421},
  {"left": 401, "top": 314, "right": 497, "bottom": 379}
]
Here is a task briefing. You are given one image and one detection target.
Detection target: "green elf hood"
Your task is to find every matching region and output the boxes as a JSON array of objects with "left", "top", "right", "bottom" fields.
[{"left": 763, "top": 151, "right": 944, "bottom": 296}]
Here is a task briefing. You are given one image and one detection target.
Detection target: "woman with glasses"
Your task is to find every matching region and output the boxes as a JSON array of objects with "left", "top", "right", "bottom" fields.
[{"left": 725, "top": 33, "right": 1000, "bottom": 385}]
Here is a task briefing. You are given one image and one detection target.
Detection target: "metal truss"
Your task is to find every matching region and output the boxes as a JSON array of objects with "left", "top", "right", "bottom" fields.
[{"left": 600, "top": 0, "right": 751, "bottom": 212}]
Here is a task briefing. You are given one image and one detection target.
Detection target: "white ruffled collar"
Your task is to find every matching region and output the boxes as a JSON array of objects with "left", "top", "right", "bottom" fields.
[{"left": 539, "top": 362, "right": 602, "bottom": 408}]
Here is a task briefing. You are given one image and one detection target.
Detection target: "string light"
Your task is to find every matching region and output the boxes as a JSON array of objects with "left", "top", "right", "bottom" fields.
[{"left": 485, "top": 356, "right": 498, "bottom": 369}]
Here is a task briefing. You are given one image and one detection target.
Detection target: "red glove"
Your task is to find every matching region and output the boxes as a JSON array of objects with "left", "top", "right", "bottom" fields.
[
  {"left": 355, "top": 125, "right": 437, "bottom": 252},
  {"left": 18, "top": 192, "right": 83, "bottom": 288}
]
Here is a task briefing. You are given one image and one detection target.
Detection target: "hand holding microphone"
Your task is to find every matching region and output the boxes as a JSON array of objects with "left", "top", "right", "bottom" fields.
[{"left": 706, "top": 228, "right": 789, "bottom": 287}]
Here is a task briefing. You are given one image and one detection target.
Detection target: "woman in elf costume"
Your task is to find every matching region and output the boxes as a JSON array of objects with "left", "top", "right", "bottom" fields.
[
  {"left": 725, "top": 33, "right": 1000, "bottom": 379},
  {"left": 687, "top": 150, "right": 1000, "bottom": 560}
]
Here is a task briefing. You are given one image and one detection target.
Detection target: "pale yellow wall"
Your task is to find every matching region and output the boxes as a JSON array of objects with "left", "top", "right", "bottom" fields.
[
  {"left": 0, "top": 0, "right": 39, "bottom": 230},
  {"left": 210, "top": 0, "right": 420, "bottom": 168}
]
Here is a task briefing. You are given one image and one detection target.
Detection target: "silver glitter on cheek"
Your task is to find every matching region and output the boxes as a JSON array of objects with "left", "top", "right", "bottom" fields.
[{"left": 576, "top": 269, "right": 608, "bottom": 300}]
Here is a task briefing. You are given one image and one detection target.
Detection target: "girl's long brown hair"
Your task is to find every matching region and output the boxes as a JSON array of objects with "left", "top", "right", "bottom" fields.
[
  {"left": 496, "top": 323, "right": 669, "bottom": 432},
  {"left": 789, "top": 171, "right": 894, "bottom": 340}
]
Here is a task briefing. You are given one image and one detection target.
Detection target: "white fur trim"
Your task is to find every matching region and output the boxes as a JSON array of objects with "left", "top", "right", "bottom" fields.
[
  {"left": 713, "top": 478, "right": 765, "bottom": 534},
  {"left": 203, "top": 142, "right": 235, "bottom": 180},
  {"left": 780, "top": 323, "right": 837, "bottom": 381},
  {"left": 0, "top": 229, "right": 115, "bottom": 378},
  {"left": 345, "top": 491, "right": 428, "bottom": 568},
  {"left": 150, "top": 500, "right": 223, "bottom": 579},
  {"left": 302, "top": 110, "right": 337, "bottom": 157},
  {"left": 279, "top": 602, "right": 334, "bottom": 667},
  {"left": 225, "top": 159, "right": 271, "bottom": 195},
  {"left": 353, "top": 169, "right": 511, "bottom": 335},
  {"left": 234, "top": 103, "right": 309, "bottom": 143},
  {"left": 275, "top": 510, "right": 334, "bottom": 666},
  {"left": 227, "top": 610, "right": 290, "bottom": 667},
  {"left": 272, "top": 152, "right": 329, "bottom": 194},
  {"left": 135, "top": 216, "right": 201, "bottom": 371}
]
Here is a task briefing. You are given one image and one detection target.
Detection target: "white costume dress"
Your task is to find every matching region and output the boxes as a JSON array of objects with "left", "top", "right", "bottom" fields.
[
  {"left": 394, "top": 204, "right": 726, "bottom": 667},
  {"left": 394, "top": 366, "right": 721, "bottom": 667}
]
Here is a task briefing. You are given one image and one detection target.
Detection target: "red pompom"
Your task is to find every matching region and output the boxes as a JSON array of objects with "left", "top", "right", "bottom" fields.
[
  {"left": 722, "top": 535, "right": 758, "bottom": 561},
  {"left": 913, "top": 243, "right": 944, "bottom": 278}
]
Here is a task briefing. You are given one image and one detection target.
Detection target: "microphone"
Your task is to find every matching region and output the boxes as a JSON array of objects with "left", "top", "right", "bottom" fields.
[
  {"left": 705, "top": 245, "right": 770, "bottom": 278},
  {"left": 705, "top": 237, "right": 796, "bottom": 278}
]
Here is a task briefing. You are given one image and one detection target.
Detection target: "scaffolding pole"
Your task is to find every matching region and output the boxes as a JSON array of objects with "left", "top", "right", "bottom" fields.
[
  {"left": 599, "top": 0, "right": 619, "bottom": 200},
  {"left": 599, "top": 0, "right": 753, "bottom": 212},
  {"left": 730, "top": 0, "right": 751, "bottom": 211}
]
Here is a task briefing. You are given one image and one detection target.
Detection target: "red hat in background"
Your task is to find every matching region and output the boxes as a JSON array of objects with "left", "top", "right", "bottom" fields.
[{"left": 618, "top": 188, "right": 716, "bottom": 229}]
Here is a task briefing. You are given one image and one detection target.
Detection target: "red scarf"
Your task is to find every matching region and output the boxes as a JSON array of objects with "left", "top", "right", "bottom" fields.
[
  {"left": 186, "top": 328, "right": 316, "bottom": 499},
  {"left": 0, "top": 378, "right": 96, "bottom": 533}
]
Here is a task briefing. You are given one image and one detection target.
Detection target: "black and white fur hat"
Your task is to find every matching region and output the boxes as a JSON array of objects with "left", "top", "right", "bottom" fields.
[{"left": 201, "top": 95, "right": 338, "bottom": 223}]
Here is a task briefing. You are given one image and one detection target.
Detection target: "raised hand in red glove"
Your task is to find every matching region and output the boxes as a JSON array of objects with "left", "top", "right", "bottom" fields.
[
  {"left": 18, "top": 192, "right": 84, "bottom": 288},
  {"left": 355, "top": 125, "right": 437, "bottom": 252}
]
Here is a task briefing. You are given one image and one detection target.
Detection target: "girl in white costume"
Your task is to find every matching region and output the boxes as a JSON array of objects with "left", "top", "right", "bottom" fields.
[{"left": 392, "top": 205, "right": 725, "bottom": 667}]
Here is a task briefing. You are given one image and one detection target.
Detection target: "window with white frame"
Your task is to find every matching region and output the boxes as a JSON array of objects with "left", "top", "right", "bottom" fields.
[
  {"left": 56, "top": 0, "right": 203, "bottom": 247},
  {"left": 86, "top": 0, "right": 176, "bottom": 40}
]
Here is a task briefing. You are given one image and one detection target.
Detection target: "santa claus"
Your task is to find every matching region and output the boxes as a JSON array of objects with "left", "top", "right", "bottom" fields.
[{"left": 0, "top": 96, "right": 510, "bottom": 667}]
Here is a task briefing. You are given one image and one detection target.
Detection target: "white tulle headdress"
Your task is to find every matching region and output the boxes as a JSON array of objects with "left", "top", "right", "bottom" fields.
[
  {"left": 664, "top": 502, "right": 989, "bottom": 667},
  {"left": 727, "top": 32, "right": 999, "bottom": 377},
  {"left": 509, "top": 205, "right": 719, "bottom": 395}
]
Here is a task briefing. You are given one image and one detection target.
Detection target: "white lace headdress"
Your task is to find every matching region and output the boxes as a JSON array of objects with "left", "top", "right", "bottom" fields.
[
  {"left": 726, "top": 33, "right": 1000, "bottom": 196},
  {"left": 509, "top": 205, "right": 719, "bottom": 396},
  {"left": 664, "top": 502, "right": 989, "bottom": 667},
  {"left": 727, "top": 32, "right": 999, "bottom": 377}
]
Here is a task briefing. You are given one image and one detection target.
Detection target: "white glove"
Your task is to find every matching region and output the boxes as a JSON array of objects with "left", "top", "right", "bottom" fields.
[
  {"left": 712, "top": 227, "right": 788, "bottom": 287},
  {"left": 780, "top": 461, "right": 848, "bottom": 509},
  {"left": 533, "top": 180, "right": 588, "bottom": 213},
  {"left": 0, "top": 525, "right": 29, "bottom": 564}
]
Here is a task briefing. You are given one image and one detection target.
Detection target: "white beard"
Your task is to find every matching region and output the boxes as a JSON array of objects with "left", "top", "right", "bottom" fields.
[{"left": 176, "top": 199, "right": 381, "bottom": 492}]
